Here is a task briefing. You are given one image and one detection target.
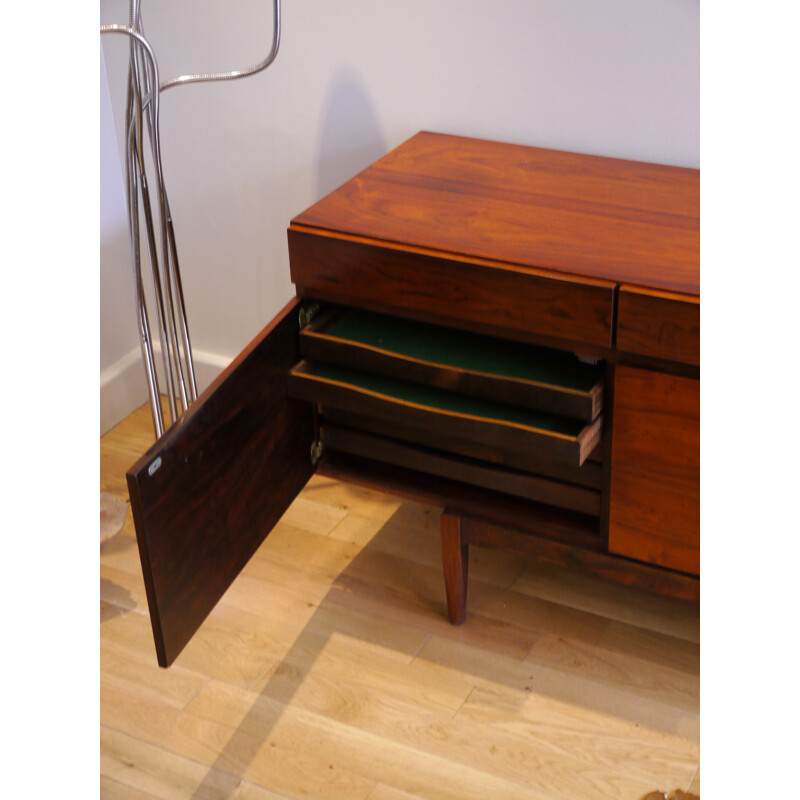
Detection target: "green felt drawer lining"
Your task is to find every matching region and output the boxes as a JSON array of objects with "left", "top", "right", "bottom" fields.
[
  {"left": 300, "top": 362, "right": 586, "bottom": 439},
  {"left": 318, "top": 308, "right": 601, "bottom": 393}
]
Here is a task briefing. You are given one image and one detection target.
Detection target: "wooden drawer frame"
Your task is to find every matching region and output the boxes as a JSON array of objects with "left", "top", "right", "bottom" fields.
[{"left": 299, "top": 306, "right": 605, "bottom": 421}]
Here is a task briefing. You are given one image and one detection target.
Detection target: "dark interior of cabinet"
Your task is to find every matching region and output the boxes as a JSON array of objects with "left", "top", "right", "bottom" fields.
[{"left": 287, "top": 304, "right": 607, "bottom": 544}]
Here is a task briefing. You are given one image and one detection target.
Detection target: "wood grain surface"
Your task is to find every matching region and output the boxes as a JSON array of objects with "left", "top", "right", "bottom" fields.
[
  {"left": 127, "top": 299, "right": 316, "bottom": 666},
  {"left": 288, "top": 359, "right": 602, "bottom": 467},
  {"left": 608, "top": 367, "right": 699, "bottom": 576},
  {"left": 617, "top": 285, "right": 700, "bottom": 366},
  {"left": 321, "top": 406, "right": 605, "bottom": 488},
  {"left": 440, "top": 513, "right": 469, "bottom": 625},
  {"left": 293, "top": 131, "right": 699, "bottom": 295},
  {"left": 289, "top": 226, "right": 615, "bottom": 350},
  {"left": 320, "top": 423, "right": 601, "bottom": 517}
]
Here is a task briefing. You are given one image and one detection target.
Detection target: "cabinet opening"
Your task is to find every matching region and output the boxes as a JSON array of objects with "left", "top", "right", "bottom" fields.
[{"left": 288, "top": 304, "right": 606, "bottom": 519}]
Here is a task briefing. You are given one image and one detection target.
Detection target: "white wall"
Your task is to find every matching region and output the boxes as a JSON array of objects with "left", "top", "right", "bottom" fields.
[
  {"left": 100, "top": 0, "right": 699, "bottom": 429},
  {"left": 100, "top": 45, "right": 148, "bottom": 434}
]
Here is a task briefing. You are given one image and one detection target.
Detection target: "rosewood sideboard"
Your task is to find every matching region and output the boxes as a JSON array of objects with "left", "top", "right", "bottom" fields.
[{"left": 127, "top": 132, "right": 700, "bottom": 667}]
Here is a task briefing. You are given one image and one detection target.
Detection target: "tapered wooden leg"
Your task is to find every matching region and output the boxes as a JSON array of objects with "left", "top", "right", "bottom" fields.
[{"left": 440, "top": 511, "right": 468, "bottom": 625}]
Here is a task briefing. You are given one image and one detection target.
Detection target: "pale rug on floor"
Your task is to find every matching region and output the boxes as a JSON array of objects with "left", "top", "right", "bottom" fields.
[{"left": 100, "top": 492, "right": 128, "bottom": 542}]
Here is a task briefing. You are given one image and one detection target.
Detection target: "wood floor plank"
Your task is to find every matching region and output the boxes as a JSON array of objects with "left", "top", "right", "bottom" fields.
[
  {"left": 252, "top": 522, "right": 543, "bottom": 659},
  {"left": 687, "top": 765, "right": 700, "bottom": 794},
  {"left": 330, "top": 512, "right": 525, "bottom": 589},
  {"left": 415, "top": 635, "right": 700, "bottom": 741},
  {"left": 102, "top": 604, "right": 163, "bottom": 661},
  {"left": 102, "top": 601, "right": 279, "bottom": 688},
  {"left": 218, "top": 568, "right": 337, "bottom": 632},
  {"left": 101, "top": 681, "right": 374, "bottom": 800},
  {"left": 186, "top": 679, "right": 564, "bottom": 800},
  {"left": 596, "top": 620, "right": 700, "bottom": 675},
  {"left": 324, "top": 576, "right": 537, "bottom": 661},
  {"left": 525, "top": 632, "right": 699, "bottom": 713},
  {"left": 366, "top": 785, "right": 431, "bottom": 800},
  {"left": 301, "top": 473, "right": 404, "bottom": 524},
  {"left": 101, "top": 637, "right": 209, "bottom": 710},
  {"left": 513, "top": 561, "right": 700, "bottom": 642},
  {"left": 102, "top": 682, "right": 256, "bottom": 778},
  {"left": 101, "top": 563, "right": 149, "bottom": 615},
  {"left": 103, "top": 599, "right": 133, "bottom": 625},
  {"left": 456, "top": 685, "right": 698, "bottom": 789},
  {"left": 329, "top": 529, "right": 609, "bottom": 645},
  {"left": 327, "top": 510, "right": 430, "bottom": 550},
  {"left": 101, "top": 775, "right": 163, "bottom": 800},
  {"left": 460, "top": 577, "right": 610, "bottom": 646},
  {"left": 245, "top": 522, "right": 549, "bottom": 651},
  {"left": 380, "top": 498, "right": 441, "bottom": 533},
  {"left": 246, "top": 629, "right": 471, "bottom": 716},
  {"left": 224, "top": 566, "right": 430, "bottom": 665},
  {"left": 230, "top": 781, "right": 296, "bottom": 800},
  {"left": 323, "top": 553, "right": 610, "bottom": 660},
  {"left": 285, "top": 602, "right": 429, "bottom": 664},
  {"left": 101, "top": 726, "right": 242, "bottom": 800},
  {"left": 276, "top": 496, "right": 350, "bottom": 537},
  {"left": 188, "top": 670, "right": 662, "bottom": 800},
  {"left": 247, "top": 520, "right": 369, "bottom": 582},
  {"left": 101, "top": 409, "right": 156, "bottom": 495},
  {"left": 100, "top": 525, "right": 148, "bottom": 579}
]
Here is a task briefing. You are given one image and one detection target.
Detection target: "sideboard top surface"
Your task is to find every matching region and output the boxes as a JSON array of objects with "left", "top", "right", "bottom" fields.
[{"left": 292, "top": 131, "right": 700, "bottom": 297}]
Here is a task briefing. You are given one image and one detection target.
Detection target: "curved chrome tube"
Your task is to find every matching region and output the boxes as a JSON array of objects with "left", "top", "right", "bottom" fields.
[
  {"left": 102, "top": 23, "right": 176, "bottom": 435},
  {"left": 101, "top": 1, "right": 282, "bottom": 438},
  {"left": 120, "top": 19, "right": 189, "bottom": 424},
  {"left": 159, "top": 0, "right": 281, "bottom": 93}
]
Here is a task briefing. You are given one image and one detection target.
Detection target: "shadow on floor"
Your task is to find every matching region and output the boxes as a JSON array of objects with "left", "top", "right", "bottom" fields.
[{"left": 176, "top": 483, "right": 698, "bottom": 799}]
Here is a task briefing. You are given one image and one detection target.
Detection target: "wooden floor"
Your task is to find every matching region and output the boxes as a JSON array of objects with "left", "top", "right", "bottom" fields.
[{"left": 100, "top": 403, "right": 700, "bottom": 800}]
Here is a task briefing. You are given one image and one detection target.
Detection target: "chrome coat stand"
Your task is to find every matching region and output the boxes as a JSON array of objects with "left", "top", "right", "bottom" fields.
[{"left": 101, "top": 1, "right": 281, "bottom": 438}]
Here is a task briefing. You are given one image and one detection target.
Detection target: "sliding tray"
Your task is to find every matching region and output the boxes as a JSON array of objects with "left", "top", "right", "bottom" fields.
[
  {"left": 320, "top": 423, "right": 601, "bottom": 517},
  {"left": 320, "top": 406, "right": 603, "bottom": 488},
  {"left": 288, "top": 360, "right": 603, "bottom": 467},
  {"left": 299, "top": 307, "right": 604, "bottom": 422}
]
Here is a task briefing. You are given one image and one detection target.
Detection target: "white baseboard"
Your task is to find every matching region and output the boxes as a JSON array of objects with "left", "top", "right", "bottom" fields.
[
  {"left": 100, "top": 347, "right": 147, "bottom": 435},
  {"left": 100, "top": 344, "right": 232, "bottom": 436}
]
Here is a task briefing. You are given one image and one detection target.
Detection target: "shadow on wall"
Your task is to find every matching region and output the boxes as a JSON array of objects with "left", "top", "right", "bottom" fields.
[{"left": 316, "top": 66, "right": 387, "bottom": 201}]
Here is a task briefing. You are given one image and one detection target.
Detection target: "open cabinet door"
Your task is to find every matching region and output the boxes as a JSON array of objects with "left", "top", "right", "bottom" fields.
[{"left": 127, "top": 298, "right": 316, "bottom": 667}]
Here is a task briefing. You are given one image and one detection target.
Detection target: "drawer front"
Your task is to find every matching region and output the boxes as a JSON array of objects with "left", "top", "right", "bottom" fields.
[
  {"left": 321, "top": 406, "right": 604, "bottom": 488},
  {"left": 300, "top": 306, "right": 604, "bottom": 422},
  {"left": 289, "top": 228, "right": 615, "bottom": 350},
  {"left": 288, "top": 360, "right": 602, "bottom": 468},
  {"left": 609, "top": 366, "right": 699, "bottom": 575},
  {"left": 616, "top": 285, "right": 700, "bottom": 366}
]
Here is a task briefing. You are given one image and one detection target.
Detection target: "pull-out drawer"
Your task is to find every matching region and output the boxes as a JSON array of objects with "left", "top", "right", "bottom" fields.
[
  {"left": 289, "top": 359, "right": 602, "bottom": 468},
  {"left": 288, "top": 306, "right": 604, "bottom": 479},
  {"left": 319, "top": 423, "right": 602, "bottom": 517},
  {"left": 320, "top": 406, "right": 603, "bottom": 489},
  {"left": 299, "top": 307, "right": 604, "bottom": 421}
]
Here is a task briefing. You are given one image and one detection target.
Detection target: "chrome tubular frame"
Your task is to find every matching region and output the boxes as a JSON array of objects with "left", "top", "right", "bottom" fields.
[{"left": 101, "top": 1, "right": 282, "bottom": 438}]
